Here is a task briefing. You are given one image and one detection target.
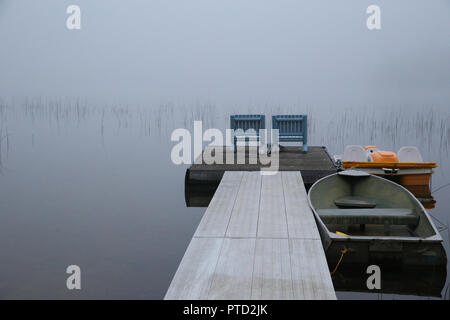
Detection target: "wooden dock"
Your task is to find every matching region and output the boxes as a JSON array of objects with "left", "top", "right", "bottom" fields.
[{"left": 165, "top": 171, "right": 336, "bottom": 300}]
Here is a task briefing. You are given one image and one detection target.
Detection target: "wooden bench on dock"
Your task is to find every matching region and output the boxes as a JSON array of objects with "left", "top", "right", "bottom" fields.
[{"left": 165, "top": 171, "right": 336, "bottom": 300}]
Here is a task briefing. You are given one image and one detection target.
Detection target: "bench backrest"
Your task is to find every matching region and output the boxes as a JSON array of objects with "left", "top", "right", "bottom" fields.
[
  {"left": 230, "top": 115, "right": 265, "bottom": 150},
  {"left": 230, "top": 114, "right": 265, "bottom": 133},
  {"left": 272, "top": 115, "right": 307, "bottom": 142}
]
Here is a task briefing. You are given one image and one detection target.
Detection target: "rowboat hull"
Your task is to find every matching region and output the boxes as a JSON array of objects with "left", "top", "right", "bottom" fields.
[
  {"left": 308, "top": 171, "right": 446, "bottom": 268},
  {"left": 331, "top": 263, "right": 447, "bottom": 297},
  {"left": 324, "top": 236, "right": 446, "bottom": 268}
]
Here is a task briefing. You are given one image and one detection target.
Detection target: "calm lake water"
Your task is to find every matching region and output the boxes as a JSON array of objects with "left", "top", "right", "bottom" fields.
[{"left": 0, "top": 99, "right": 448, "bottom": 299}]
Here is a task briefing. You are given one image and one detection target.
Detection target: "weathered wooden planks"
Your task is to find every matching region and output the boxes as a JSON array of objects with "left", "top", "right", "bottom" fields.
[
  {"left": 208, "top": 238, "right": 256, "bottom": 300},
  {"left": 165, "top": 171, "right": 336, "bottom": 300},
  {"left": 290, "top": 239, "right": 336, "bottom": 300},
  {"left": 251, "top": 238, "right": 293, "bottom": 299},
  {"left": 194, "top": 171, "right": 243, "bottom": 237},
  {"left": 225, "top": 172, "right": 262, "bottom": 238},
  {"left": 282, "top": 171, "right": 321, "bottom": 240},
  {"left": 164, "top": 237, "right": 223, "bottom": 300},
  {"left": 258, "top": 173, "right": 288, "bottom": 238}
]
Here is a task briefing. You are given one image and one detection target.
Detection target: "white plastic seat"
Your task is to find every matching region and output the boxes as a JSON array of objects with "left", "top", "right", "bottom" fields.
[
  {"left": 397, "top": 146, "right": 423, "bottom": 162},
  {"left": 342, "top": 145, "right": 368, "bottom": 162}
]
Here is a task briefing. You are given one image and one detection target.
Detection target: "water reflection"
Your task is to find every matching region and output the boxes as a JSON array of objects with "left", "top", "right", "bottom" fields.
[{"left": 332, "top": 265, "right": 447, "bottom": 298}]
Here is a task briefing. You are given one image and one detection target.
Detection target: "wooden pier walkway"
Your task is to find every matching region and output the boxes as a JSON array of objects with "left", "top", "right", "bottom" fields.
[{"left": 165, "top": 171, "right": 336, "bottom": 300}]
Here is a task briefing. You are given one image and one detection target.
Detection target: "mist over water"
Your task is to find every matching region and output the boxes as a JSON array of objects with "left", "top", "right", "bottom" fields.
[
  {"left": 0, "top": 0, "right": 449, "bottom": 299},
  {"left": 1, "top": 0, "right": 450, "bottom": 106}
]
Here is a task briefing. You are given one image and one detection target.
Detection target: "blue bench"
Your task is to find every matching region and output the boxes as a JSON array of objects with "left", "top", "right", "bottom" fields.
[
  {"left": 272, "top": 115, "right": 308, "bottom": 153},
  {"left": 230, "top": 115, "right": 265, "bottom": 151}
]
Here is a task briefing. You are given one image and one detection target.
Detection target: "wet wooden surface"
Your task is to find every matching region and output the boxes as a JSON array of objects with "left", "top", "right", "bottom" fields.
[
  {"left": 165, "top": 171, "right": 336, "bottom": 300},
  {"left": 186, "top": 146, "right": 337, "bottom": 188}
]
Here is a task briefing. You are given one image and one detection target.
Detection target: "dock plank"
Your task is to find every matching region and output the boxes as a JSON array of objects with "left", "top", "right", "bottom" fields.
[
  {"left": 194, "top": 171, "right": 243, "bottom": 237},
  {"left": 225, "top": 172, "right": 262, "bottom": 238},
  {"left": 251, "top": 238, "right": 293, "bottom": 299},
  {"left": 290, "top": 239, "right": 336, "bottom": 300},
  {"left": 305, "top": 239, "right": 337, "bottom": 300},
  {"left": 258, "top": 173, "right": 288, "bottom": 238},
  {"left": 282, "top": 171, "right": 320, "bottom": 240},
  {"left": 164, "top": 237, "right": 223, "bottom": 300},
  {"left": 208, "top": 238, "right": 256, "bottom": 300}
]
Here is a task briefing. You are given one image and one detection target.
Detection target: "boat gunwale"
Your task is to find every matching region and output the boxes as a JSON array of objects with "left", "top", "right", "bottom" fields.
[{"left": 342, "top": 161, "right": 437, "bottom": 169}]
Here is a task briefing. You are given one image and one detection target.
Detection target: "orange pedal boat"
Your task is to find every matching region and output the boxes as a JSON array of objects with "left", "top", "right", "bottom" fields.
[{"left": 334, "top": 146, "right": 437, "bottom": 206}]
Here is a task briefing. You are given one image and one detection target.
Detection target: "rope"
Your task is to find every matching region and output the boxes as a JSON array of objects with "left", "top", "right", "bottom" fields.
[{"left": 330, "top": 247, "right": 348, "bottom": 276}]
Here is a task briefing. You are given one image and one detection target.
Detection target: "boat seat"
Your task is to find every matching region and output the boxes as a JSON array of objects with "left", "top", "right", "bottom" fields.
[
  {"left": 317, "top": 208, "right": 419, "bottom": 227},
  {"left": 342, "top": 145, "right": 368, "bottom": 162},
  {"left": 398, "top": 146, "right": 423, "bottom": 162},
  {"left": 334, "top": 196, "right": 376, "bottom": 208}
]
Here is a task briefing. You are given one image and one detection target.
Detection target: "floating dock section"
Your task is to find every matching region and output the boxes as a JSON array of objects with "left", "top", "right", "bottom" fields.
[
  {"left": 165, "top": 171, "right": 336, "bottom": 300},
  {"left": 185, "top": 146, "right": 336, "bottom": 206}
]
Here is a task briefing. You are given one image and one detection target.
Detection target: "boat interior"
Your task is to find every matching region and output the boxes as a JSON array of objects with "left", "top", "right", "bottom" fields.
[{"left": 309, "top": 172, "right": 437, "bottom": 238}]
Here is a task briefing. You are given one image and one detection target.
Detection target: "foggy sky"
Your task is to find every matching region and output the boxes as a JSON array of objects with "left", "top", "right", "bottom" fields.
[{"left": 0, "top": 0, "right": 449, "bottom": 107}]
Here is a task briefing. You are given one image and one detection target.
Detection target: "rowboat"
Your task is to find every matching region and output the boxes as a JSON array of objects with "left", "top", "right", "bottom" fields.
[
  {"left": 334, "top": 146, "right": 437, "bottom": 202},
  {"left": 308, "top": 170, "right": 446, "bottom": 267}
]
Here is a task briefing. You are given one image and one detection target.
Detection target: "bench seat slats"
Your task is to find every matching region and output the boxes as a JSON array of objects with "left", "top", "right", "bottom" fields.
[{"left": 317, "top": 208, "right": 419, "bottom": 226}]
